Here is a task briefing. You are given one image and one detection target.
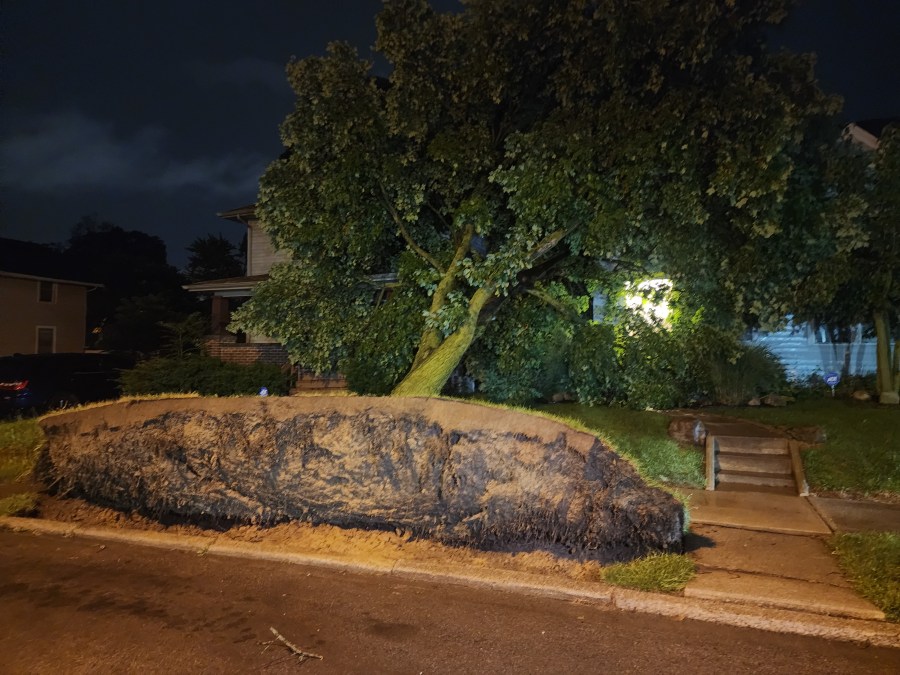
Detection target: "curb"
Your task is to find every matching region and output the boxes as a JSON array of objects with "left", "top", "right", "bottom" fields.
[{"left": 2, "top": 516, "right": 898, "bottom": 649}]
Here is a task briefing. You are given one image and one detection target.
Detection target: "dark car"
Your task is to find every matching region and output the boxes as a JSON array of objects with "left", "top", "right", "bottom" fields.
[{"left": 0, "top": 352, "right": 134, "bottom": 417}]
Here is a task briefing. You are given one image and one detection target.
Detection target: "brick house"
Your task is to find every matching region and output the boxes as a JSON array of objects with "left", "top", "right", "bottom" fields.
[
  {"left": 184, "top": 205, "right": 293, "bottom": 368},
  {"left": 0, "top": 237, "right": 101, "bottom": 356}
]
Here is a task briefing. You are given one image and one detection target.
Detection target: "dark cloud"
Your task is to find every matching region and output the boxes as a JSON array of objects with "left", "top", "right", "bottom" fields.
[
  {"left": 188, "top": 57, "right": 290, "bottom": 94},
  {"left": 0, "top": 110, "right": 265, "bottom": 196}
]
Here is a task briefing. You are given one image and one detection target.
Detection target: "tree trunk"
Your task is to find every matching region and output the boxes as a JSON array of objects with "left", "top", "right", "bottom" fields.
[
  {"left": 393, "top": 288, "right": 493, "bottom": 397},
  {"left": 873, "top": 310, "right": 899, "bottom": 404}
]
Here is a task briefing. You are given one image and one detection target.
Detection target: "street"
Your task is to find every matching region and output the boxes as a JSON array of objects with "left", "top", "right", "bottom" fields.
[{"left": 0, "top": 529, "right": 896, "bottom": 674}]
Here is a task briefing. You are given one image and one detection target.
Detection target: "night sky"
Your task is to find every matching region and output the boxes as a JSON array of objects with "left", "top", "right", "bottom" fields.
[{"left": 1, "top": 0, "right": 898, "bottom": 269}]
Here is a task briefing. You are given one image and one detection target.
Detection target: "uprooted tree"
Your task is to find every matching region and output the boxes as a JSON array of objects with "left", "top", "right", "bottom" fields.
[{"left": 232, "top": 0, "right": 838, "bottom": 397}]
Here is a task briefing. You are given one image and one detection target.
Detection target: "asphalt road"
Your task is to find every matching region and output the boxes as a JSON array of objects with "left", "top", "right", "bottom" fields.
[{"left": 0, "top": 530, "right": 897, "bottom": 674}]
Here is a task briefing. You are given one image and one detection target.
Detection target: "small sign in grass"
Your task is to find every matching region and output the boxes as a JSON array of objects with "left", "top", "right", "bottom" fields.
[{"left": 601, "top": 553, "right": 696, "bottom": 593}]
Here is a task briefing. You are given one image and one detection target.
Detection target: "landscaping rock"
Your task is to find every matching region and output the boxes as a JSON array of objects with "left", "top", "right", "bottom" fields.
[
  {"left": 667, "top": 416, "right": 706, "bottom": 447},
  {"left": 761, "top": 393, "right": 794, "bottom": 407},
  {"left": 851, "top": 390, "right": 872, "bottom": 402},
  {"left": 37, "top": 397, "right": 685, "bottom": 563}
]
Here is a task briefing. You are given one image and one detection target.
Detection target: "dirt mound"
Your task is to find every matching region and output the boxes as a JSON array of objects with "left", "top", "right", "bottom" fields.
[{"left": 38, "top": 397, "right": 684, "bottom": 563}]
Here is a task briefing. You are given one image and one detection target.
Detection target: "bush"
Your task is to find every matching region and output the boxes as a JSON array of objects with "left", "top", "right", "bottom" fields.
[
  {"left": 121, "top": 356, "right": 291, "bottom": 396},
  {"left": 615, "top": 317, "right": 691, "bottom": 410},
  {"left": 466, "top": 293, "right": 574, "bottom": 404},
  {"left": 707, "top": 344, "right": 787, "bottom": 405},
  {"left": 569, "top": 323, "right": 623, "bottom": 405}
]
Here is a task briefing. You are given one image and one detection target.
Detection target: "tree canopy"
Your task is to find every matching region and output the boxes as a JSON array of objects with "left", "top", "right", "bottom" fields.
[
  {"left": 233, "top": 0, "right": 838, "bottom": 397},
  {"left": 185, "top": 234, "right": 245, "bottom": 282},
  {"left": 63, "top": 216, "right": 194, "bottom": 352}
]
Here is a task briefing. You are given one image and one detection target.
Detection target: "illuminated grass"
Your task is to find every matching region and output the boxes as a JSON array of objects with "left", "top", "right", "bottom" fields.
[
  {"left": 601, "top": 553, "right": 696, "bottom": 593},
  {"left": 0, "top": 492, "right": 39, "bottom": 517},
  {"left": 0, "top": 418, "right": 44, "bottom": 481},
  {"left": 535, "top": 403, "right": 705, "bottom": 488},
  {"left": 830, "top": 532, "right": 900, "bottom": 622}
]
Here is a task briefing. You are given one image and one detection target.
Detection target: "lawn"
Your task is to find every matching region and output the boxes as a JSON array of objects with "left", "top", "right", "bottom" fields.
[
  {"left": 830, "top": 532, "right": 900, "bottom": 622},
  {"left": 0, "top": 418, "right": 43, "bottom": 482},
  {"left": 534, "top": 404, "right": 705, "bottom": 488}
]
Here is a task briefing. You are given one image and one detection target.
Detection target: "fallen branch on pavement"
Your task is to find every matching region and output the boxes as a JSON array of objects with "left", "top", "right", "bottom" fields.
[{"left": 263, "top": 626, "right": 323, "bottom": 663}]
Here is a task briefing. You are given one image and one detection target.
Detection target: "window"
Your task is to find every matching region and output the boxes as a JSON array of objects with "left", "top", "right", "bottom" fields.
[
  {"left": 38, "top": 280, "right": 55, "bottom": 302},
  {"left": 36, "top": 326, "right": 55, "bottom": 354}
]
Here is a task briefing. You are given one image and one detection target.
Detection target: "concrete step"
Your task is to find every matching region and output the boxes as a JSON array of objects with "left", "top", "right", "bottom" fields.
[
  {"left": 717, "top": 470, "right": 796, "bottom": 489},
  {"left": 715, "top": 482, "right": 796, "bottom": 496},
  {"left": 717, "top": 452, "right": 792, "bottom": 475},
  {"left": 714, "top": 435, "right": 789, "bottom": 455}
]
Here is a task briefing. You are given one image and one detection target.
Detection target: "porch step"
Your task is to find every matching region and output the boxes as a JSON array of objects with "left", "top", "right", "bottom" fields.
[
  {"left": 717, "top": 470, "right": 796, "bottom": 490},
  {"left": 713, "top": 482, "right": 797, "bottom": 496},
  {"left": 717, "top": 452, "right": 792, "bottom": 475},
  {"left": 714, "top": 435, "right": 789, "bottom": 454}
]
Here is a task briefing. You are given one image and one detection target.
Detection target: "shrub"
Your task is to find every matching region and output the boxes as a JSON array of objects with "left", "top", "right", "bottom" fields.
[
  {"left": 707, "top": 344, "right": 787, "bottom": 405},
  {"left": 569, "top": 323, "right": 623, "bottom": 405},
  {"left": 466, "top": 293, "right": 574, "bottom": 404},
  {"left": 121, "top": 356, "right": 291, "bottom": 396},
  {"left": 615, "top": 317, "right": 690, "bottom": 410}
]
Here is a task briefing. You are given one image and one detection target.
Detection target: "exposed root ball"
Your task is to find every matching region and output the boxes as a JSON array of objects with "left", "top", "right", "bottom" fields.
[{"left": 38, "top": 397, "right": 684, "bottom": 563}]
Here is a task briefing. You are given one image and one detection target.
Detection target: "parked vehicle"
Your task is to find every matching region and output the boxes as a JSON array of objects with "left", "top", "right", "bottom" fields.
[{"left": 0, "top": 352, "right": 134, "bottom": 417}]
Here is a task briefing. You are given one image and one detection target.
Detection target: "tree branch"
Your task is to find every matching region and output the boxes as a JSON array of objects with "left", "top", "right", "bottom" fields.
[
  {"left": 265, "top": 627, "right": 323, "bottom": 662},
  {"left": 525, "top": 288, "right": 585, "bottom": 323},
  {"left": 528, "top": 223, "right": 581, "bottom": 263},
  {"left": 379, "top": 182, "right": 445, "bottom": 274}
]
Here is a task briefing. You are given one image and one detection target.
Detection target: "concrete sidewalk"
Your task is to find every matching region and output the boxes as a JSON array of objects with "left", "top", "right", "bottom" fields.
[
  {"left": 2, "top": 487, "right": 899, "bottom": 648},
  {"left": 683, "top": 488, "right": 897, "bottom": 623}
]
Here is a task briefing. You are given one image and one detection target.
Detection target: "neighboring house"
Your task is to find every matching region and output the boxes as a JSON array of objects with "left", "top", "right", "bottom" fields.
[
  {"left": 184, "top": 204, "right": 292, "bottom": 367},
  {"left": 746, "top": 319, "right": 877, "bottom": 381},
  {"left": 0, "top": 237, "right": 101, "bottom": 356},
  {"left": 186, "top": 205, "right": 396, "bottom": 391}
]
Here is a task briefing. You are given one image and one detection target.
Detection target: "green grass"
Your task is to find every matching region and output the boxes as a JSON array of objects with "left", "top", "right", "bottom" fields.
[
  {"left": 536, "top": 404, "right": 705, "bottom": 487},
  {"left": 0, "top": 418, "right": 44, "bottom": 481},
  {"left": 0, "top": 491, "right": 39, "bottom": 517},
  {"left": 830, "top": 532, "right": 900, "bottom": 622},
  {"left": 705, "top": 398, "right": 899, "bottom": 498},
  {"left": 601, "top": 553, "right": 696, "bottom": 593}
]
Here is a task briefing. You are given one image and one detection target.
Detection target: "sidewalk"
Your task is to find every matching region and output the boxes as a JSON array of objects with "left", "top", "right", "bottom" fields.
[
  {"left": 683, "top": 488, "right": 897, "bottom": 623},
  {"left": 2, "top": 487, "right": 899, "bottom": 648}
]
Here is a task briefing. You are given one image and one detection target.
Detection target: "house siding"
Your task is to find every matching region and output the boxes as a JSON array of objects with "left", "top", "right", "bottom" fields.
[
  {"left": 0, "top": 275, "right": 88, "bottom": 355},
  {"left": 247, "top": 218, "right": 289, "bottom": 277},
  {"left": 746, "top": 321, "right": 877, "bottom": 381}
]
